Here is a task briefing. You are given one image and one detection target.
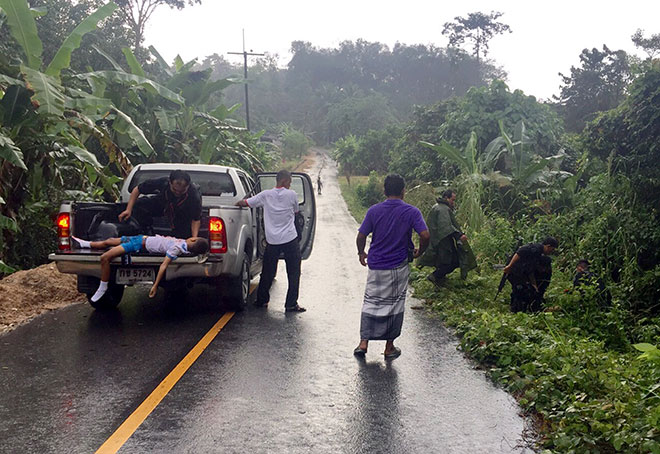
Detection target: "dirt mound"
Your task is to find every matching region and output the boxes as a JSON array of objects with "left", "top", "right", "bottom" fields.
[{"left": 0, "top": 263, "right": 84, "bottom": 333}]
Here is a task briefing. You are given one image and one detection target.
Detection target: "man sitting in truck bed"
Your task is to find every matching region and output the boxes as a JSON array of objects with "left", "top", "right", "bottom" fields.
[
  {"left": 118, "top": 169, "right": 202, "bottom": 238},
  {"left": 72, "top": 235, "right": 209, "bottom": 302}
]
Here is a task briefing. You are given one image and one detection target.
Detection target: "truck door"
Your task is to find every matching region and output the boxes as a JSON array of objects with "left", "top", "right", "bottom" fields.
[{"left": 256, "top": 172, "right": 316, "bottom": 259}]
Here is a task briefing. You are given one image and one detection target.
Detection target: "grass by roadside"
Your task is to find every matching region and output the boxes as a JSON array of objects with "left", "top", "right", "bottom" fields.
[
  {"left": 338, "top": 176, "right": 369, "bottom": 223},
  {"left": 338, "top": 179, "right": 660, "bottom": 454}
]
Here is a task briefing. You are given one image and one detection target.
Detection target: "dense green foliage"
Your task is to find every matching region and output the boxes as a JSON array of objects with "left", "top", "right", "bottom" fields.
[
  {"left": 410, "top": 269, "right": 660, "bottom": 454},
  {"left": 337, "top": 53, "right": 660, "bottom": 451},
  {"left": 555, "top": 46, "right": 632, "bottom": 132},
  {"left": 582, "top": 64, "right": 660, "bottom": 207},
  {"left": 340, "top": 177, "right": 660, "bottom": 453},
  {"left": 202, "top": 39, "right": 499, "bottom": 141},
  {"left": 0, "top": 0, "right": 272, "bottom": 272}
]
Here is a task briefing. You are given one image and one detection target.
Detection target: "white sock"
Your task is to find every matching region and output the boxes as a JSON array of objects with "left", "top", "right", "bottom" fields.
[
  {"left": 72, "top": 236, "right": 91, "bottom": 248},
  {"left": 91, "top": 281, "right": 108, "bottom": 302}
]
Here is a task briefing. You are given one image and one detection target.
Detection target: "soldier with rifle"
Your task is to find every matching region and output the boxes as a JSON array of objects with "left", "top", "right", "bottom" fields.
[{"left": 501, "top": 237, "right": 558, "bottom": 313}]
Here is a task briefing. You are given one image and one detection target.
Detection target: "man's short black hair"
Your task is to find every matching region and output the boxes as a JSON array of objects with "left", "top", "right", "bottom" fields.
[
  {"left": 577, "top": 259, "right": 590, "bottom": 267},
  {"left": 543, "top": 236, "right": 559, "bottom": 248},
  {"left": 384, "top": 174, "right": 405, "bottom": 197},
  {"left": 188, "top": 238, "right": 209, "bottom": 255},
  {"left": 442, "top": 189, "right": 456, "bottom": 199},
  {"left": 169, "top": 169, "right": 191, "bottom": 185},
  {"left": 276, "top": 169, "right": 292, "bottom": 184}
]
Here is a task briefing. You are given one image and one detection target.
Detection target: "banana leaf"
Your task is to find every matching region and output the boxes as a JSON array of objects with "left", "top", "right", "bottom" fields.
[
  {"left": 0, "top": 259, "right": 17, "bottom": 275},
  {"left": 148, "top": 46, "right": 173, "bottom": 77},
  {"left": 91, "top": 44, "right": 124, "bottom": 72},
  {"left": 121, "top": 47, "right": 145, "bottom": 77},
  {"left": 0, "top": 74, "right": 25, "bottom": 87},
  {"left": 0, "top": 130, "right": 26, "bottom": 169},
  {"left": 65, "top": 88, "right": 113, "bottom": 111},
  {"left": 45, "top": 2, "right": 117, "bottom": 78},
  {"left": 421, "top": 140, "right": 469, "bottom": 172},
  {"left": 112, "top": 108, "right": 155, "bottom": 156},
  {"left": 154, "top": 109, "right": 175, "bottom": 132},
  {"left": 0, "top": 213, "right": 17, "bottom": 232},
  {"left": 0, "top": 0, "right": 42, "bottom": 69},
  {"left": 76, "top": 71, "right": 184, "bottom": 105},
  {"left": 69, "top": 113, "right": 133, "bottom": 176},
  {"left": 64, "top": 145, "right": 102, "bottom": 168},
  {"left": 21, "top": 65, "right": 68, "bottom": 116}
]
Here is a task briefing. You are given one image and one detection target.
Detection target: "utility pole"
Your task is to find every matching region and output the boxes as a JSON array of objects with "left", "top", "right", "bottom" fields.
[{"left": 228, "top": 30, "right": 264, "bottom": 131}]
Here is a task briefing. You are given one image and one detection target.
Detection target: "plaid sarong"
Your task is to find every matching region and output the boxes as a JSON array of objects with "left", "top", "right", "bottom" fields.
[{"left": 359, "top": 260, "right": 410, "bottom": 340}]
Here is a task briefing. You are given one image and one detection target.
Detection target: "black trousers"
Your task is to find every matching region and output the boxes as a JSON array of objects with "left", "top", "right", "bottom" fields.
[
  {"left": 257, "top": 238, "right": 301, "bottom": 308},
  {"left": 432, "top": 252, "right": 459, "bottom": 281}
]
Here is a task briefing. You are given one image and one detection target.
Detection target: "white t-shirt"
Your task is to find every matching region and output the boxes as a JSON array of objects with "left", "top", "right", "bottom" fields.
[
  {"left": 247, "top": 187, "right": 299, "bottom": 245},
  {"left": 145, "top": 235, "right": 188, "bottom": 260}
]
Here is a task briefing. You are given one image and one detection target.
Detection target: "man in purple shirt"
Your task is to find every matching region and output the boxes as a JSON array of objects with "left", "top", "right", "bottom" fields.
[{"left": 354, "top": 174, "right": 430, "bottom": 359}]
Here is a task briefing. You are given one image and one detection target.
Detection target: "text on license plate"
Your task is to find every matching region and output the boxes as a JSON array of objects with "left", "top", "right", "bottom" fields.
[{"left": 116, "top": 267, "right": 155, "bottom": 284}]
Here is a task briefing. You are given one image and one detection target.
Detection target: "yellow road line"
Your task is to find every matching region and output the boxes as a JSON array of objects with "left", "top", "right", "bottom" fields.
[{"left": 95, "top": 311, "right": 235, "bottom": 454}]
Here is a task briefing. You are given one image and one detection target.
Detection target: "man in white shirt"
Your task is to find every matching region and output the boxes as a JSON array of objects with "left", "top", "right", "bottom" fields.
[{"left": 236, "top": 170, "right": 306, "bottom": 312}]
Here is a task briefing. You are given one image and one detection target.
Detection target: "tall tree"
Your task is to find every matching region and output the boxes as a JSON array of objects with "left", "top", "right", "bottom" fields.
[
  {"left": 442, "top": 11, "right": 511, "bottom": 65},
  {"left": 631, "top": 28, "right": 660, "bottom": 60},
  {"left": 114, "top": 0, "right": 201, "bottom": 48},
  {"left": 555, "top": 46, "right": 632, "bottom": 132}
]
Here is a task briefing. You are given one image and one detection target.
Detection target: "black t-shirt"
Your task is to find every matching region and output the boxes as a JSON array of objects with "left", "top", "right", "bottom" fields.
[
  {"left": 511, "top": 242, "right": 544, "bottom": 276},
  {"left": 137, "top": 177, "right": 202, "bottom": 238}
]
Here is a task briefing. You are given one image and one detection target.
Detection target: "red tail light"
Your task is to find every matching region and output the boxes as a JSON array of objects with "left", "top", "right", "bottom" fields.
[
  {"left": 209, "top": 216, "right": 227, "bottom": 253},
  {"left": 57, "top": 213, "right": 71, "bottom": 251}
]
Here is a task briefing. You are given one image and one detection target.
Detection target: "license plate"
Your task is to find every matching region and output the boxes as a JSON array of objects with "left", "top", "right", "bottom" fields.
[{"left": 116, "top": 267, "right": 155, "bottom": 284}]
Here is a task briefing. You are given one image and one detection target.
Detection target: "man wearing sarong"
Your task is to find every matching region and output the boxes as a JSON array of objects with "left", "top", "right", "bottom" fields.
[
  {"left": 353, "top": 174, "right": 430, "bottom": 359},
  {"left": 418, "top": 189, "right": 477, "bottom": 286}
]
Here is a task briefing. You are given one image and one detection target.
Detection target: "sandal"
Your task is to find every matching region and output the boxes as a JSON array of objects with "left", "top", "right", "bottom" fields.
[
  {"left": 285, "top": 304, "right": 306, "bottom": 312},
  {"left": 353, "top": 347, "right": 367, "bottom": 357},
  {"left": 384, "top": 347, "right": 401, "bottom": 359}
]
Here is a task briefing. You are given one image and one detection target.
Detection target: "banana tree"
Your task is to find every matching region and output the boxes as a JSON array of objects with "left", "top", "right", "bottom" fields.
[
  {"left": 488, "top": 120, "right": 572, "bottom": 189},
  {"left": 421, "top": 132, "right": 488, "bottom": 232},
  {"left": 0, "top": 0, "right": 154, "bottom": 271},
  {"left": 90, "top": 46, "right": 268, "bottom": 171}
]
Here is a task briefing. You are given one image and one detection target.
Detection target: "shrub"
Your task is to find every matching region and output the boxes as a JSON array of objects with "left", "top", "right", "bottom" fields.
[{"left": 355, "top": 171, "right": 384, "bottom": 207}]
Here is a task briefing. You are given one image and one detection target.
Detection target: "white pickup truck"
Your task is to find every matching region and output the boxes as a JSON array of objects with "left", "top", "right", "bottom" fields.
[{"left": 49, "top": 163, "right": 316, "bottom": 311}]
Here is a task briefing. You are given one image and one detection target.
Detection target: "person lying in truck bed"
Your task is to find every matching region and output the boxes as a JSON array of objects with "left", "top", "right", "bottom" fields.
[{"left": 72, "top": 235, "right": 209, "bottom": 302}]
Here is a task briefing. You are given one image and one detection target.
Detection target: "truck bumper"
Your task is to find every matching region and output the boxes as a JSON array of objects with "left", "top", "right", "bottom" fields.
[{"left": 48, "top": 253, "right": 227, "bottom": 281}]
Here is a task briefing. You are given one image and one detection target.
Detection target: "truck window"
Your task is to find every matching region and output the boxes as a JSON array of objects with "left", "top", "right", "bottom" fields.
[
  {"left": 238, "top": 173, "right": 252, "bottom": 195},
  {"left": 258, "top": 175, "right": 305, "bottom": 204},
  {"left": 129, "top": 170, "right": 237, "bottom": 196}
]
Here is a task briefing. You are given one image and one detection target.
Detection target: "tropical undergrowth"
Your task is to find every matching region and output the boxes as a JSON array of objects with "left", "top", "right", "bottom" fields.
[
  {"left": 409, "top": 266, "right": 660, "bottom": 454},
  {"left": 339, "top": 180, "right": 660, "bottom": 453}
]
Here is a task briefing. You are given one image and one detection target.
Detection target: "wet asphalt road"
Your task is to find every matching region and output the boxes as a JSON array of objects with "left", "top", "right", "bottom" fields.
[{"left": 0, "top": 153, "right": 532, "bottom": 453}]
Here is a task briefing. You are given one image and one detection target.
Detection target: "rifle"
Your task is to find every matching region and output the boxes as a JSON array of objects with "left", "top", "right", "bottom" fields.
[{"left": 494, "top": 238, "right": 523, "bottom": 302}]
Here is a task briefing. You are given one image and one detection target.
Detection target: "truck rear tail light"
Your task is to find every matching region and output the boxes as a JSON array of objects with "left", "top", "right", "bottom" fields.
[
  {"left": 57, "top": 213, "right": 71, "bottom": 251},
  {"left": 209, "top": 216, "right": 227, "bottom": 253}
]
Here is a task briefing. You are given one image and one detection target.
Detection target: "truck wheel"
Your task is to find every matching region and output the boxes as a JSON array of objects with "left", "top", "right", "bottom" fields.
[
  {"left": 87, "top": 283, "right": 124, "bottom": 310},
  {"left": 227, "top": 252, "right": 251, "bottom": 311}
]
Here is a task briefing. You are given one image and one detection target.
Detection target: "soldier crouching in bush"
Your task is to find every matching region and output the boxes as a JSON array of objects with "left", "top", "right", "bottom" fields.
[{"left": 503, "top": 237, "right": 558, "bottom": 313}]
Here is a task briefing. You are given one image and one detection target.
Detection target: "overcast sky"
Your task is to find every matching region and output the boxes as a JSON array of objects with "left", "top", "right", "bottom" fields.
[{"left": 145, "top": 0, "right": 659, "bottom": 100}]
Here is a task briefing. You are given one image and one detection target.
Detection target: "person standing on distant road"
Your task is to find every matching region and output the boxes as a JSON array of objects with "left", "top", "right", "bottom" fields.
[
  {"left": 236, "top": 170, "right": 306, "bottom": 312},
  {"left": 354, "top": 174, "right": 430, "bottom": 359}
]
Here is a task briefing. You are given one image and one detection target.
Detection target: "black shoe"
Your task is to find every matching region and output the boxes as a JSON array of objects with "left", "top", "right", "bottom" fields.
[
  {"left": 426, "top": 274, "right": 446, "bottom": 288},
  {"left": 285, "top": 304, "right": 306, "bottom": 312}
]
